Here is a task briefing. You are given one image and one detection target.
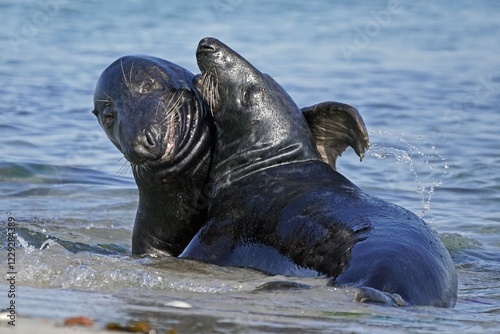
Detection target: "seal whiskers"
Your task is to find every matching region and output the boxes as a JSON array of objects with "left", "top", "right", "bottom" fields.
[
  {"left": 196, "top": 71, "right": 219, "bottom": 114},
  {"left": 116, "top": 157, "right": 132, "bottom": 176},
  {"left": 120, "top": 59, "right": 130, "bottom": 87}
]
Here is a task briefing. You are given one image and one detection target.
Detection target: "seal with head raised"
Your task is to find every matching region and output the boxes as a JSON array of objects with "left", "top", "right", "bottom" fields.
[
  {"left": 181, "top": 37, "right": 458, "bottom": 307},
  {"left": 93, "top": 55, "right": 369, "bottom": 256}
]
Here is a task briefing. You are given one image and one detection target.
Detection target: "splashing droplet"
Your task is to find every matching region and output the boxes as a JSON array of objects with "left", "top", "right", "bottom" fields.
[{"left": 366, "top": 131, "right": 448, "bottom": 218}]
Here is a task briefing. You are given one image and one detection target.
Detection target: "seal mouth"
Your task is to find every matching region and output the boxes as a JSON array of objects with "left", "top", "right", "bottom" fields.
[
  {"left": 161, "top": 117, "right": 177, "bottom": 162},
  {"left": 193, "top": 72, "right": 219, "bottom": 113},
  {"left": 159, "top": 105, "right": 181, "bottom": 163}
]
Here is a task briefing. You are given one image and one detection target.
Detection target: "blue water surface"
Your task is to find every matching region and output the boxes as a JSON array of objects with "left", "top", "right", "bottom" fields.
[{"left": 0, "top": 1, "right": 499, "bottom": 333}]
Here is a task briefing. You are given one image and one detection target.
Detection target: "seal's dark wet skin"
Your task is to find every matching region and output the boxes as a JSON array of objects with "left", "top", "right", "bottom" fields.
[
  {"left": 93, "top": 56, "right": 214, "bottom": 256},
  {"left": 93, "top": 55, "right": 369, "bottom": 257},
  {"left": 182, "top": 37, "right": 458, "bottom": 308}
]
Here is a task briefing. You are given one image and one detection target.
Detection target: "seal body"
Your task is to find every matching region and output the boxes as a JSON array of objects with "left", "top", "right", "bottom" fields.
[
  {"left": 93, "top": 55, "right": 369, "bottom": 256},
  {"left": 93, "top": 55, "right": 214, "bottom": 256},
  {"left": 181, "top": 37, "right": 458, "bottom": 307}
]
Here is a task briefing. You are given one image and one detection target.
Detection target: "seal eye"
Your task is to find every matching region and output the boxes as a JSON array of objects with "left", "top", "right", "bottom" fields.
[
  {"left": 103, "top": 111, "right": 115, "bottom": 128},
  {"left": 243, "top": 90, "right": 250, "bottom": 104},
  {"left": 140, "top": 80, "right": 154, "bottom": 94},
  {"left": 242, "top": 88, "right": 254, "bottom": 106}
]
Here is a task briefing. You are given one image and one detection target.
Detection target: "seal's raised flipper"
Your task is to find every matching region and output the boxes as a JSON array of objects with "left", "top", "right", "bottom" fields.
[
  {"left": 301, "top": 102, "right": 369, "bottom": 170},
  {"left": 354, "top": 286, "right": 407, "bottom": 307}
]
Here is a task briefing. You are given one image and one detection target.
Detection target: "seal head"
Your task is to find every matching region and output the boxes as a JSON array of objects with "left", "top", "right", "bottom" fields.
[
  {"left": 194, "top": 38, "right": 322, "bottom": 192},
  {"left": 93, "top": 56, "right": 214, "bottom": 256}
]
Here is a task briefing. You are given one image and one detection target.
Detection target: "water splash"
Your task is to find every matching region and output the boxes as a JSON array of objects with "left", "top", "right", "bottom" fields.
[
  {"left": 367, "top": 131, "right": 448, "bottom": 218},
  {"left": 10, "top": 234, "right": 261, "bottom": 293},
  {"left": 16, "top": 235, "right": 35, "bottom": 254}
]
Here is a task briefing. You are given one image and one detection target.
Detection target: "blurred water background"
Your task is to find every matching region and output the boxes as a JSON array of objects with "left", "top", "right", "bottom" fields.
[{"left": 0, "top": 0, "right": 499, "bottom": 332}]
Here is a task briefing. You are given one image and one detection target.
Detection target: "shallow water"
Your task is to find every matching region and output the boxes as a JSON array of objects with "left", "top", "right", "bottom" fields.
[{"left": 1, "top": 0, "right": 499, "bottom": 332}]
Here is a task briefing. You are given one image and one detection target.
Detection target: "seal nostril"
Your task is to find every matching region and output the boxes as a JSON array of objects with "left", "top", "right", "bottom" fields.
[
  {"left": 198, "top": 38, "right": 217, "bottom": 53},
  {"left": 131, "top": 129, "right": 160, "bottom": 161},
  {"left": 199, "top": 44, "right": 215, "bottom": 52},
  {"left": 145, "top": 130, "right": 155, "bottom": 148}
]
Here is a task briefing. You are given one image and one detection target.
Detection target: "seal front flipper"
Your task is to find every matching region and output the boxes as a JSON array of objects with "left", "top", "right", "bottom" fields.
[
  {"left": 254, "top": 281, "right": 311, "bottom": 292},
  {"left": 302, "top": 101, "right": 369, "bottom": 170},
  {"left": 354, "top": 286, "right": 407, "bottom": 307}
]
